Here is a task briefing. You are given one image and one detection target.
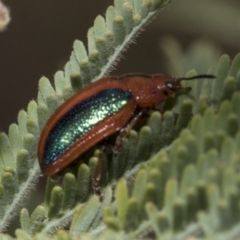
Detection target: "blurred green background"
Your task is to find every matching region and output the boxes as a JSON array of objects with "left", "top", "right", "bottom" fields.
[{"left": 0, "top": 0, "right": 239, "bottom": 234}]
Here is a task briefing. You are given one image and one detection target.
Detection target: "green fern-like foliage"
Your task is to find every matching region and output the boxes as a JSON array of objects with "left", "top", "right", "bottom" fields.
[
  {"left": 0, "top": 0, "right": 172, "bottom": 235},
  {"left": 1, "top": 0, "right": 240, "bottom": 239},
  {"left": 15, "top": 53, "right": 240, "bottom": 240}
]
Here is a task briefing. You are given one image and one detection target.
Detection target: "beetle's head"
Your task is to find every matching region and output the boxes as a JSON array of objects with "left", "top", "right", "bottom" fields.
[{"left": 165, "top": 74, "right": 216, "bottom": 93}]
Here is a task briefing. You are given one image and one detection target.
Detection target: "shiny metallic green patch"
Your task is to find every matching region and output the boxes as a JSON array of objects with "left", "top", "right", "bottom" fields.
[{"left": 41, "top": 88, "right": 132, "bottom": 168}]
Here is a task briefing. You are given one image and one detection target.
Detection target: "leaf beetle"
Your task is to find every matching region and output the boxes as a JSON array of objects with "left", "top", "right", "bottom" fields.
[{"left": 38, "top": 73, "right": 215, "bottom": 193}]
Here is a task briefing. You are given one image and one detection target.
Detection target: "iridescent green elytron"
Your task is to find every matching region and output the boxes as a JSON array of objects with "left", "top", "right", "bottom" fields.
[{"left": 41, "top": 88, "right": 132, "bottom": 168}]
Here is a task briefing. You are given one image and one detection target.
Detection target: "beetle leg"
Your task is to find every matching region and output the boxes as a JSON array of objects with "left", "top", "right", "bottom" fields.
[{"left": 113, "top": 109, "right": 146, "bottom": 155}]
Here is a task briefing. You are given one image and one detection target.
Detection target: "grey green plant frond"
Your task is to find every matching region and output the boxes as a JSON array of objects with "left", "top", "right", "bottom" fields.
[
  {"left": 15, "top": 52, "right": 240, "bottom": 238},
  {"left": 160, "top": 37, "right": 222, "bottom": 76},
  {"left": 16, "top": 84, "right": 240, "bottom": 240},
  {"left": 0, "top": 104, "right": 40, "bottom": 232},
  {"left": 1, "top": 56, "right": 240, "bottom": 238},
  {"left": 70, "top": 55, "right": 240, "bottom": 239},
  {"left": 71, "top": 0, "right": 173, "bottom": 89},
  {"left": 1, "top": 1, "right": 240, "bottom": 239},
  {"left": 0, "top": 0, "right": 173, "bottom": 233},
  {"left": 164, "top": 53, "right": 240, "bottom": 115},
  {"left": 15, "top": 55, "right": 240, "bottom": 236},
  {"left": 85, "top": 91, "right": 240, "bottom": 239},
  {"left": 19, "top": 99, "right": 192, "bottom": 236}
]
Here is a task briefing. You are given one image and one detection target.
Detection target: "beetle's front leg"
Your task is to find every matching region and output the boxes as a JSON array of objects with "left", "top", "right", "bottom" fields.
[{"left": 112, "top": 109, "right": 146, "bottom": 155}]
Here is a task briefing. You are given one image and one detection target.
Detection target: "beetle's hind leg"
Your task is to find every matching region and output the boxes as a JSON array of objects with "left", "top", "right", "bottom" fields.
[{"left": 93, "top": 109, "right": 147, "bottom": 201}]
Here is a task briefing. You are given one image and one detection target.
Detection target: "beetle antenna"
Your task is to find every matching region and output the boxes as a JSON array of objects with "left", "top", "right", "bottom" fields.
[{"left": 177, "top": 74, "right": 216, "bottom": 81}]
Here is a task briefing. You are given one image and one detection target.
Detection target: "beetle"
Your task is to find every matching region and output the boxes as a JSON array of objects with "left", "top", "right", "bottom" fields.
[{"left": 38, "top": 73, "right": 215, "bottom": 191}]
